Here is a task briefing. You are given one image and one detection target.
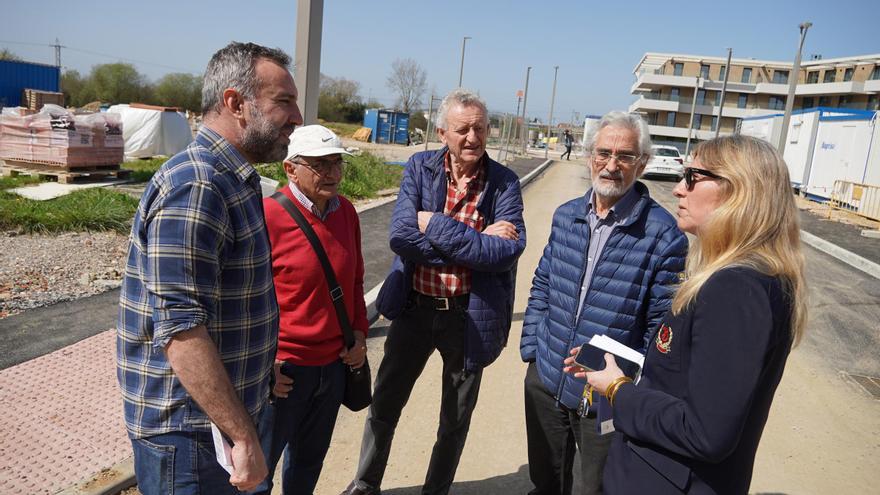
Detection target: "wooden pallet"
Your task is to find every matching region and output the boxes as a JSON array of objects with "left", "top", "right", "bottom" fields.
[{"left": 0, "top": 162, "right": 131, "bottom": 184}]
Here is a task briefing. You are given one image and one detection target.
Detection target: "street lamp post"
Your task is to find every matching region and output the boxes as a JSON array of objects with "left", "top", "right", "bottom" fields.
[
  {"left": 521, "top": 66, "right": 531, "bottom": 154},
  {"left": 458, "top": 36, "right": 471, "bottom": 87},
  {"left": 545, "top": 66, "right": 559, "bottom": 159},
  {"left": 778, "top": 22, "right": 812, "bottom": 154},
  {"left": 715, "top": 48, "right": 732, "bottom": 138}
]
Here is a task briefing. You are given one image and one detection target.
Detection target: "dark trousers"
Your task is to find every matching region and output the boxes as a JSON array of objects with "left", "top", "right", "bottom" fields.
[
  {"left": 561, "top": 145, "right": 572, "bottom": 160},
  {"left": 253, "top": 360, "right": 346, "bottom": 495},
  {"left": 524, "top": 362, "right": 612, "bottom": 495},
  {"left": 353, "top": 302, "right": 483, "bottom": 495}
]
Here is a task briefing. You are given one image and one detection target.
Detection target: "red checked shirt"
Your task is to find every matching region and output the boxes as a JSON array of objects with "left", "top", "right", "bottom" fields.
[{"left": 413, "top": 154, "right": 486, "bottom": 296}]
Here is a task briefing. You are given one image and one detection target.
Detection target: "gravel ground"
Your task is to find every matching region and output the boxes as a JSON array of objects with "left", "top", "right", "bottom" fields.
[{"left": 0, "top": 231, "right": 129, "bottom": 319}]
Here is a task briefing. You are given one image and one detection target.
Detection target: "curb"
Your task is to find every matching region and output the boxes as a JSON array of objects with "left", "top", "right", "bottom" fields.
[
  {"left": 800, "top": 230, "right": 880, "bottom": 280},
  {"left": 76, "top": 159, "right": 557, "bottom": 495},
  {"left": 56, "top": 457, "right": 136, "bottom": 495}
]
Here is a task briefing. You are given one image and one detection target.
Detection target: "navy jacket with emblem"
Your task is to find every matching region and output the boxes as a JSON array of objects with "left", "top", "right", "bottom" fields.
[
  {"left": 376, "top": 147, "right": 526, "bottom": 372},
  {"left": 605, "top": 267, "right": 794, "bottom": 494},
  {"left": 520, "top": 182, "right": 687, "bottom": 410}
]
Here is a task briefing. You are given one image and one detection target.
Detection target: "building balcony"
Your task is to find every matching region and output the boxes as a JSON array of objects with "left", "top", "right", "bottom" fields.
[
  {"left": 631, "top": 72, "right": 698, "bottom": 92},
  {"left": 628, "top": 96, "right": 682, "bottom": 113},
  {"left": 796, "top": 81, "right": 865, "bottom": 95},
  {"left": 863, "top": 79, "right": 880, "bottom": 92},
  {"left": 647, "top": 124, "right": 716, "bottom": 141}
]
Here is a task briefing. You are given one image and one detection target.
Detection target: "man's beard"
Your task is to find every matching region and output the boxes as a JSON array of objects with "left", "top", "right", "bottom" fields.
[
  {"left": 240, "top": 105, "right": 289, "bottom": 163},
  {"left": 591, "top": 169, "right": 634, "bottom": 200}
]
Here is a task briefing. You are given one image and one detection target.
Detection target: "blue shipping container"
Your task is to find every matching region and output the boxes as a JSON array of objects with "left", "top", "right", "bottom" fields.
[
  {"left": 363, "top": 109, "right": 410, "bottom": 144},
  {"left": 0, "top": 60, "right": 61, "bottom": 109}
]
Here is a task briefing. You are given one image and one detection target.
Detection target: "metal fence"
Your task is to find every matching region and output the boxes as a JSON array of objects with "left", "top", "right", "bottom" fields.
[{"left": 829, "top": 180, "right": 880, "bottom": 222}]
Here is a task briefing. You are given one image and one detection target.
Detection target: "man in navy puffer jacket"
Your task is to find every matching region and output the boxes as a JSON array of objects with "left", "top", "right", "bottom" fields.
[
  {"left": 342, "top": 89, "right": 525, "bottom": 495},
  {"left": 520, "top": 111, "right": 687, "bottom": 495}
]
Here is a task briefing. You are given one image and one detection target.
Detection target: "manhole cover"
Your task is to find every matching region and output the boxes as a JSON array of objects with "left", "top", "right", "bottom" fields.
[{"left": 845, "top": 373, "right": 880, "bottom": 399}]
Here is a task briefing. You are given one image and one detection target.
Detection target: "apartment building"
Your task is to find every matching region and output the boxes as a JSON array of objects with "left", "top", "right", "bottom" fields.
[{"left": 629, "top": 52, "right": 880, "bottom": 151}]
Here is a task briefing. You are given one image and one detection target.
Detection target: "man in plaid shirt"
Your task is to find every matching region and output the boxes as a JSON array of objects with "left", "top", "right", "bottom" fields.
[
  {"left": 342, "top": 89, "right": 526, "bottom": 495},
  {"left": 117, "top": 42, "right": 302, "bottom": 494}
]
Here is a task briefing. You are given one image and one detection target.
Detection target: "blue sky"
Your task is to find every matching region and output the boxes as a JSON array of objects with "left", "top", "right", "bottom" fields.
[{"left": 3, "top": 0, "right": 878, "bottom": 124}]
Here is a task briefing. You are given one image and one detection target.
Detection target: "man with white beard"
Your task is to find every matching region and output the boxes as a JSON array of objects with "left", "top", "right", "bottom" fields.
[{"left": 519, "top": 111, "right": 688, "bottom": 494}]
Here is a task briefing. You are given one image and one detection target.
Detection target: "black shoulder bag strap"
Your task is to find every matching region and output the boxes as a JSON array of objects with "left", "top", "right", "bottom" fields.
[{"left": 270, "top": 191, "right": 356, "bottom": 350}]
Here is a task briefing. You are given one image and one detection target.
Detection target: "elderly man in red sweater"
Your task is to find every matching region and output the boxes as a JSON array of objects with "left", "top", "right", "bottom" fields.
[{"left": 253, "top": 125, "right": 369, "bottom": 495}]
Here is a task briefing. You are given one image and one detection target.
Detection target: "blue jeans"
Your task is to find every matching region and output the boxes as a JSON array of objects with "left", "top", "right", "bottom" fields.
[
  {"left": 131, "top": 430, "right": 243, "bottom": 495},
  {"left": 252, "top": 359, "right": 346, "bottom": 495}
]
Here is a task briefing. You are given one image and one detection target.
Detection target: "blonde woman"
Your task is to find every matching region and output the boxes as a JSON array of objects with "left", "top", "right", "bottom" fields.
[{"left": 565, "top": 135, "right": 807, "bottom": 494}]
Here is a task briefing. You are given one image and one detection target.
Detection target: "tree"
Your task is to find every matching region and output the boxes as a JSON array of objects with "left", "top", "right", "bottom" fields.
[
  {"left": 0, "top": 48, "right": 22, "bottom": 61},
  {"left": 61, "top": 70, "right": 93, "bottom": 107},
  {"left": 386, "top": 58, "right": 427, "bottom": 113},
  {"left": 153, "top": 73, "right": 202, "bottom": 112},
  {"left": 85, "top": 63, "right": 151, "bottom": 105},
  {"left": 318, "top": 74, "right": 365, "bottom": 123}
]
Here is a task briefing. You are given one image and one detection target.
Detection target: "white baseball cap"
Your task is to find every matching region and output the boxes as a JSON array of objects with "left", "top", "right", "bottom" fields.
[{"left": 284, "top": 125, "right": 351, "bottom": 161}]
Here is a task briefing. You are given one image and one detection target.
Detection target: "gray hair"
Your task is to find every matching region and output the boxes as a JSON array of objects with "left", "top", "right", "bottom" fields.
[
  {"left": 434, "top": 88, "right": 488, "bottom": 129},
  {"left": 584, "top": 111, "right": 653, "bottom": 162},
  {"left": 201, "top": 42, "right": 291, "bottom": 115}
]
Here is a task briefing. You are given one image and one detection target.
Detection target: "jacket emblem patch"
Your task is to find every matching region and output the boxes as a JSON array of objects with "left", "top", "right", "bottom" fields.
[{"left": 656, "top": 323, "right": 673, "bottom": 354}]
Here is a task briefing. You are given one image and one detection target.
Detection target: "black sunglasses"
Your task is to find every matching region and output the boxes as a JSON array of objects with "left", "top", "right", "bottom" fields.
[{"left": 683, "top": 167, "right": 724, "bottom": 190}]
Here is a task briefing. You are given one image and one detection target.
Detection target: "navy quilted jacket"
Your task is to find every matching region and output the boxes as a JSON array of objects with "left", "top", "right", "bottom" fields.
[
  {"left": 376, "top": 147, "right": 526, "bottom": 372},
  {"left": 520, "top": 182, "right": 687, "bottom": 410}
]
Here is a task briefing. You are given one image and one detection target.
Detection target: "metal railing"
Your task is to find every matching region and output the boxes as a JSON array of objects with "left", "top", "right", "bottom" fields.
[{"left": 829, "top": 180, "right": 880, "bottom": 222}]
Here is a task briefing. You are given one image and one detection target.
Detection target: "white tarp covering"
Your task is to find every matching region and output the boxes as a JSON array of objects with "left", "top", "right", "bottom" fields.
[{"left": 107, "top": 104, "right": 193, "bottom": 160}]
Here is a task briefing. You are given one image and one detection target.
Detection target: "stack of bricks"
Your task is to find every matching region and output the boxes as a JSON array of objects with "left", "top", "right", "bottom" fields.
[
  {"left": 0, "top": 106, "right": 123, "bottom": 168},
  {"left": 21, "top": 89, "right": 65, "bottom": 111}
]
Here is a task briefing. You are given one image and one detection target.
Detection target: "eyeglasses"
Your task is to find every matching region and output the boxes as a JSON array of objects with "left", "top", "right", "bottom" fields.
[
  {"left": 592, "top": 150, "right": 641, "bottom": 166},
  {"left": 295, "top": 158, "right": 345, "bottom": 176},
  {"left": 683, "top": 167, "right": 724, "bottom": 190}
]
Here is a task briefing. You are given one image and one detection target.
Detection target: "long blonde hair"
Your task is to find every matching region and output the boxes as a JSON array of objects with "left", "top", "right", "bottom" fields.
[{"left": 672, "top": 135, "right": 808, "bottom": 345}]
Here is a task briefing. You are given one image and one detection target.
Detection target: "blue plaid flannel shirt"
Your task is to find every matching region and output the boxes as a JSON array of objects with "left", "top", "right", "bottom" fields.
[{"left": 117, "top": 127, "right": 279, "bottom": 439}]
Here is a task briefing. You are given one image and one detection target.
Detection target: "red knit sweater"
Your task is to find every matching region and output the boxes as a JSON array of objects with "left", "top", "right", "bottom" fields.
[{"left": 263, "top": 188, "right": 368, "bottom": 366}]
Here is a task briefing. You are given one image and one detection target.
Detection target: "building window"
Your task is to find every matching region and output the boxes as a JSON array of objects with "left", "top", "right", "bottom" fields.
[
  {"left": 719, "top": 65, "right": 727, "bottom": 81},
  {"left": 868, "top": 95, "right": 878, "bottom": 111},
  {"left": 839, "top": 95, "right": 852, "bottom": 107},
  {"left": 693, "top": 114, "right": 703, "bottom": 129},
  {"left": 700, "top": 64, "right": 710, "bottom": 79},
  {"left": 667, "top": 112, "right": 677, "bottom": 127},
  {"left": 697, "top": 89, "right": 706, "bottom": 105},
  {"left": 807, "top": 71, "right": 819, "bottom": 84},
  {"left": 772, "top": 70, "right": 789, "bottom": 84},
  {"left": 872, "top": 66, "right": 880, "bottom": 80},
  {"left": 711, "top": 116, "right": 718, "bottom": 132},
  {"left": 737, "top": 94, "right": 748, "bottom": 108},
  {"left": 670, "top": 88, "right": 680, "bottom": 102},
  {"left": 844, "top": 68, "right": 854, "bottom": 82},
  {"left": 818, "top": 96, "right": 831, "bottom": 106},
  {"left": 714, "top": 92, "right": 721, "bottom": 106},
  {"left": 824, "top": 70, "right": 836, "bottom": 83},
  {"left": 647, "top": 113, "right": 658, "bottom": 125},
  {"left": 769, "top": 96, "right": 786, "bottom": 110},
  {"left": 674, "top": 63, "right": 683, "bottom": 76},
  {"left": 802, "top": 97, "right": 815, "bottom": 109},
  {"left": 741, "top": 67, "right": 752, "bottom": 83}
]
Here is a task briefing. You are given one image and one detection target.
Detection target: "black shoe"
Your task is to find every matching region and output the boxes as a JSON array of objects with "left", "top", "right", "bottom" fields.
[{"left": 340, "top": 481, "right": 381, "bottom": 495}]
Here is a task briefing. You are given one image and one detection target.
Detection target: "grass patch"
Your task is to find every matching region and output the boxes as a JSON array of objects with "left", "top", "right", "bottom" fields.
[
  {"left": 0, "top": 187, "right": 139, "bottom": 233},
  {"left": 0, "top": 174, "right": 42, "bottom": 190},
  {"left": 254, "top": 150, "right": 402, "bottom": 200},
  {"left": 122, "top": 157, "right": 167, "bottom": 182},
  {"left": 318, "top": 120, "right": 363, "bottom": 138}
]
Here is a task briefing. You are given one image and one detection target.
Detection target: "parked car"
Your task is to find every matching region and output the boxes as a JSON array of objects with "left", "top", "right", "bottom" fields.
[{"left": 643, "top": 145, "right": 684, "bottom": 179}]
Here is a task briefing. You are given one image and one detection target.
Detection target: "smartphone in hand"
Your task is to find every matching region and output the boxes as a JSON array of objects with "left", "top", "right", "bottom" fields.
[{"left": 573, "top": 343, "right": 596, "bottom": 372}]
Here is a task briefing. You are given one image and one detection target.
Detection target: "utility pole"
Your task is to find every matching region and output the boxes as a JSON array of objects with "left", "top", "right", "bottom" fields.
[
  {"left": 715, "top": 48, "right": 732, "bottom": 138},
  {"left": 458, "top": 36, "right": 471, "bottom": 87},
  {"left": 425, "top": 92, "right": 434, "bottom": 151},
  {"left": 53, "top": 38, "right": 64, "bottom": 92},
  {"left": 685, "top": 76, "right": 701, "bottom": 157},
  {"left": 521, "top": 66, "right": 531, "bottom": 154},
  {"left": 545, "top": 65, "right": 559, "bottom": 159},
  {"left": 295, "top": 0, "right": 324, "bottom": 125},
  {"left": 778, "top": 22, "right": 812, "bottom": 154}
]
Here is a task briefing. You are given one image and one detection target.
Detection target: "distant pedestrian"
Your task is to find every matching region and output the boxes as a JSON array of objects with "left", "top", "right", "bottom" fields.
[
  {"left": 567, "top": 135, "right": 808, "bottom": 494},
  {"left": 252, "top": 125, "right": 369, "bottom": 495},
  {"left": 341, "top": 88, "right": 527, "bottom": 495},
  {"left": 117, "top": 42, "right": 302, "bottom": 494},
  {"left": 561, "top": 129, "right": 574, "bottom": 160},
  {"left": 521, "top": 111, "right": 687, "bottom": 495}
]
